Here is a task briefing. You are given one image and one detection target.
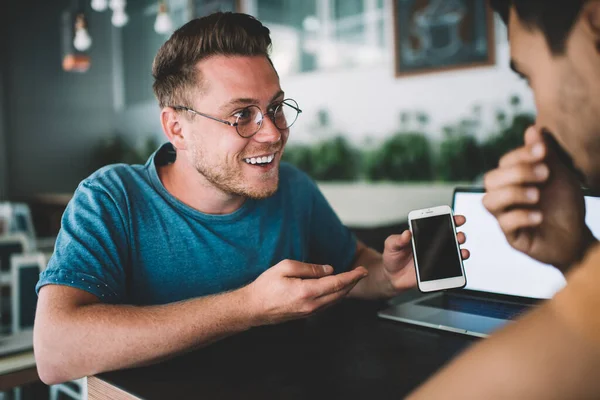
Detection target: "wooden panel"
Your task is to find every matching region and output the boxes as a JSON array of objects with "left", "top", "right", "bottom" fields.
[
  {"left": 88, "top": 376, "right": 143, "bottom": 400},
  {"left": 0, "top": 366, "right": 38, "bottom": 391}
]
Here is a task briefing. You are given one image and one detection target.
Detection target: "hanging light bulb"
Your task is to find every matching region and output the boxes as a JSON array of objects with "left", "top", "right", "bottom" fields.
[
  {"left": 154, "top": 2, "right": 173, "bottom": 34},
  {"left": 109, "top": 0, "right": 128, "bottom": 27},
  {"left": 108, "top": 0, "right": 125, "bottom": 10},
  {"left": 91, "top": 0, "right": 108, "bottom": 12},
  {"left": 73, "top": 13, "right": 92, "bottom": 51},
  {"left": 111, "top": 8, "right": 129, "bottom": 27}
]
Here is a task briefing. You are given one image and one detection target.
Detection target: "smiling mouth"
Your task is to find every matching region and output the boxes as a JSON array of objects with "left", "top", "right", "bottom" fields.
[{"left": 243, "top": 153, "right": 276, "bottom": 166}]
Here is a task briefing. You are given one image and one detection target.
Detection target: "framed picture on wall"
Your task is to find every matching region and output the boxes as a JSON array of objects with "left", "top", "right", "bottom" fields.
[{"left": 393, "top": 0, "right": 495, "bottom": 77}]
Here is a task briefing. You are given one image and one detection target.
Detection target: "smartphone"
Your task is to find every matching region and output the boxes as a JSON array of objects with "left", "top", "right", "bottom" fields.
[{"left": 408, "top": 205, "right": 466, "bottom": 293}]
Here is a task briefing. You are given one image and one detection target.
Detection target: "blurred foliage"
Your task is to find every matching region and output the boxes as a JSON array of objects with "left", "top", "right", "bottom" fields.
[
  {"left": 283, "top": 136, "right": 359, "bottom": 181},
  {"left": 481, "top": 113, "right": 535, "bottom": 171},
  {"left": 90, "top": 135, "right": 160, "bottom": 172},
  {"left": 365, "top": 133, "right": 433, "bottom": 181},
  {"left": 437, "top": 133, "right": 484, "bottom": 182},
  {"left": 281, "top": 143, "right": 315, "bottom": 175},
  {"left": 283, "top": 96, "right": 536, "bottom": 182}
]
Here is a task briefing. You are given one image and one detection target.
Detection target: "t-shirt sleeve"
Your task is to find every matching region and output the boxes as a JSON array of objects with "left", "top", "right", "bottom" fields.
[
  {"left": 305, "top": 178, "right": 357, "bottom": 273},
  {"left": 36, "top": 181, "right": 129, "bottom": 303}
]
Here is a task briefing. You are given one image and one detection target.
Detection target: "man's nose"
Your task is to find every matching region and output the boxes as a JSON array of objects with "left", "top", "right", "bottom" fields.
[{"left": 253, "top": 116, "right": 282, "bottom": 143}]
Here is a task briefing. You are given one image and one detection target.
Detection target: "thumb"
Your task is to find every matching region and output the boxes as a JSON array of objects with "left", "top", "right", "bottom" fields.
[
  {"left": 384, "top": 230, "right": 412, "bottom": 253},
  {"left": 282, "top": 262, "right": 334, "bottom": 279}
]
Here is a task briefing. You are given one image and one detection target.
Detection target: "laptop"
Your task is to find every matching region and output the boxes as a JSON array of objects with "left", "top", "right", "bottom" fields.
[{"left": 378, "top": 187, "right": 600, "bottom": 338}]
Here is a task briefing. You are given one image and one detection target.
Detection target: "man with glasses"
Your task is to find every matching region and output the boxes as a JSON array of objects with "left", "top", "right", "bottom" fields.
[{"left": 33, "top": 12, "right": 468, "bottom": 384}]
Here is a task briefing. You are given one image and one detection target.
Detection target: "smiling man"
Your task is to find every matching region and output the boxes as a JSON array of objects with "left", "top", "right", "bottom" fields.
[
  {"left": 33, "top": 12, "right": 468, "bottom": 385},
  {"left": 410, "top": 1, "right": 600, "bottom": 398}
]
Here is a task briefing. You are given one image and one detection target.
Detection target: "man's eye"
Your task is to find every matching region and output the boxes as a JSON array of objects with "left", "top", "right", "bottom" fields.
[
  {"left": 269, "top": 103, "right": 283, "bottom": 114},
  {"left": 234, "top": 108, "right": 252, "bottom": 120}
]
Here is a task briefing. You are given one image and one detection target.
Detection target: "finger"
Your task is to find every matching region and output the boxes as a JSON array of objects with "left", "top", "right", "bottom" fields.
[
  {"left": 384, "top": 231, "right": 412, "bottom": 252},
  {"left": 484, "top": 163, "right": 549, "bottom": 190},
  {"left": 461, "top": 249, "right": 470, "bottom": 260},
  {"left": 457, "top": 231, "right": 466, "bottom": 244},
  {"left": 482, "top": 186, "right": 540, "bottom": 215},
  {"left": 497, "top": 209, "right": 543, "bottom": 238},
  {"left": 454, "top": 215, "right": 466, "bottom": 227},
  {"left": 282, "top": 262, "right": 334, "bottom": 279},
  {"left": 307, "top": 267, "right": 368, "bottom": 297},
  {"left": 498, "top": 144, "right": 546, "bottom": 168},
  {"left": 313, "top": 280, "right": 359, "bottom": 308},
  {"left": 498, "top": 127, "right": 548, "bottom": 168},
  {"left": 524, "top": 125, "right": 544, "bottom": 146}
]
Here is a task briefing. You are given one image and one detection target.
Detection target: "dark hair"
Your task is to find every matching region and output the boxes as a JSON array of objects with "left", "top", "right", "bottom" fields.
[
  {"left": 152, "top": 12, "right": 272, "bottom": 108},
  {"left": 490, "top": 0, "right": 586, "bottom": 54}
]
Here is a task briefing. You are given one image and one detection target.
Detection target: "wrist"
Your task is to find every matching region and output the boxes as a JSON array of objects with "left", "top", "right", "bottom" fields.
[
  {"left": 558, "top": 226, "right": 597, "bottom": 274},
  {"left": 379, "top": 264, "right": 401, "bottom": 298},
  {"left": 236, "top": 284, "right": 263, "bottom": 329}
]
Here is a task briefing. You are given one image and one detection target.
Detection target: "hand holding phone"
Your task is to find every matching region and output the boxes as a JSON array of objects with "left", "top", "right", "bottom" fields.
[{"left": 408, "top": 205, "right": 467, "bottom": 292}]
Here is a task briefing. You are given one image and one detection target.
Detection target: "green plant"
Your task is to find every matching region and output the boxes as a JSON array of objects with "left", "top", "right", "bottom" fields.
[
  {"left": 366, "top": 132, "right": 434, "bottom": 182},
  {"left": 482, "top": 112, "right": 535, "bottom": 171},
  {"left": 311, "top": 136, "right": 360, "bottom": 181},
  {"left": 89, "top": 135, "right": 160, "bottom": 172},
  {"left": 283, "top": 136, "right": 359, "bottom": 181},
  {"left": 282, "top": 144, "right": 316, "bottom": 176},
  {"left": 437, "top": 133, "right": 484, "bottom": 182}
]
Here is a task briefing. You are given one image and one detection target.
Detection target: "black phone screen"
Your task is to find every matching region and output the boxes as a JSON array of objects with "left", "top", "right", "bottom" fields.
[{"left": 412, "top": 214, "right": 463, "bottom": 282}]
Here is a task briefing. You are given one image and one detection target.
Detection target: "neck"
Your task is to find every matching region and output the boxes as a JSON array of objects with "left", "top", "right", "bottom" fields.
[{"left": 157, "top": 157, "right": 246, "bottom": 215}]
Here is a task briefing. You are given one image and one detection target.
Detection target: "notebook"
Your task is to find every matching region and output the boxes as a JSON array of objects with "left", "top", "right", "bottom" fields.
[{"left": 378, "top": 187, "right": 600, "bottom": 337}]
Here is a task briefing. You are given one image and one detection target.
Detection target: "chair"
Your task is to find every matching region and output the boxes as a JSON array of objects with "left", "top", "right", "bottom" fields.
[
  {"left": 49, "top": 378, "right": 87, "bottom": 400},
  {"left": 9, "top": 252, "right": 45, "bottom": 400},
  {"left": 0, "top": 203, "right": 37, "bottom": 251},
  {"left": 0, "top": 234, "right": 30, "bottom": 332},
  {"left": 10, "top": 252, "right": 47, "bottom": 333},
  {"left": 10, "top": 253, "right": 87, "bottom": 399}
]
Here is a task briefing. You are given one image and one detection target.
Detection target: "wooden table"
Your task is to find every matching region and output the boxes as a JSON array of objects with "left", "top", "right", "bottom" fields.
[{"left": 90, "top": 298, "right": 477, "bottom": 400}]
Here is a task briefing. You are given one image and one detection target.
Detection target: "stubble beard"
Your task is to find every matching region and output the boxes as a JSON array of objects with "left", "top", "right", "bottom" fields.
[{"left": 190, "top": 146, "right": 280, "bottom": 200}]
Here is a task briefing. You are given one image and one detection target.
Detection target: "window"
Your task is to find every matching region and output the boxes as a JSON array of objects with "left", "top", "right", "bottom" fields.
[
  {"left": 121, "top": 0, "right": 236, "bottom": 106},
  {"left": 250, "top": 0, "right": 387, "bottom": 76}
]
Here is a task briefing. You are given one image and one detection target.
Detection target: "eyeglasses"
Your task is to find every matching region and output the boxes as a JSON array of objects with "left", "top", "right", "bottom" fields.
[{"left": 171, "top": 98, "right": 302, "bottom": 139}]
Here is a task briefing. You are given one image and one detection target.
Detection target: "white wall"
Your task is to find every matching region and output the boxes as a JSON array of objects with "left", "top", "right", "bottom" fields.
[{"left": 279, "top": 15, "right": 535, "bottom": 145}]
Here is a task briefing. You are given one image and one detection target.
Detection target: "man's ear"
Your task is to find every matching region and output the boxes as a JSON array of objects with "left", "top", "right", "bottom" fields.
[
  {"left": 160, "top": 107, "right": 187, "bottom": 150},
  {"left": 584, "top": 1, "right": 600, "bottom": 53}
]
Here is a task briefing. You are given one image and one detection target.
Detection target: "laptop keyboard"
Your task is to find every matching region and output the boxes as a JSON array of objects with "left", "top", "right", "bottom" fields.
[{"left": 419, "top": 295, "right": 531, "bottom": 320}]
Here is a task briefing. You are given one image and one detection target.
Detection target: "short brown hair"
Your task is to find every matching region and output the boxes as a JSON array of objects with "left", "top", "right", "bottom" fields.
[
  {"left": 152, "top": 12, "right": 273, "bottom": 108},
  {"left": 490, "top": 0, "right": 585, "bottom": 54}
]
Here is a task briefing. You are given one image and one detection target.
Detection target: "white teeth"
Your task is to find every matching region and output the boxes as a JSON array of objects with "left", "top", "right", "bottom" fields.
[{"left": 244, "top": 154, "right": 275, "bottom": 165}]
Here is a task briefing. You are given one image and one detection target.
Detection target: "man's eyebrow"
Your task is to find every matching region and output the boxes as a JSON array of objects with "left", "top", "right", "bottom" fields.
[
  {"left": 219, "top": 90, "right": 285, "bottom": 111},
  {"left": 220, "top": 97, "right": 259, "bottom": 111},
  {"left": 510, "top": 60, "right": 527, "bottom": 79},
  {"left": 269, "top": 90, "right": 285, "bottom": 104}
]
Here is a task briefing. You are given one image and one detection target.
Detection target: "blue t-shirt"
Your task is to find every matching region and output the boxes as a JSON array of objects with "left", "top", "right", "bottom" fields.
[{"left": 36, "top": 143, "right": 357, "bottom": 305}]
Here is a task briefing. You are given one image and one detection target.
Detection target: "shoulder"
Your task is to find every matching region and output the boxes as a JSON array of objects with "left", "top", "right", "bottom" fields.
[{"left": 76, "top": 163, "right": 149, "bottom": 205}]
